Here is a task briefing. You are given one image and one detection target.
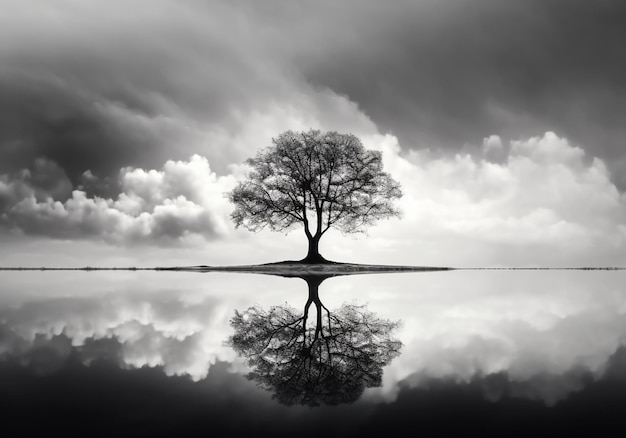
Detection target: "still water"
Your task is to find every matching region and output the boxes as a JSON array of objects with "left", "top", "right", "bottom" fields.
[{"left": 1, "top": 270, "right": 626, "bottom": 435}]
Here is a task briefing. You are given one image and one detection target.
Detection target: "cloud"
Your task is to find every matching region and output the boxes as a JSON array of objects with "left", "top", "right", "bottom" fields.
[
  {"left": 0, "top": 157, "right": 72, "bottom": 209},
  {"left": 482, "top": 134, "right": 502, "bottom": 153},
  {"left": 2, "top": 0, "right": 626, "bottom": 195},
  {"left": 0, "top": 1, "right": 265, "bottom": 178},
  {"left": 294, "top": 1, "right": 626, "bottom": 188},
  {"left": 3, "top": 1, "right": 623, "bottom": 262},
  {"left": 1, "top": 155, "right": 236, "bottom": 245},
  {"left": 0, "top": 0, "right": 624, "bottom": 264},
  {"left": 2, "top": 130, "right": 625, "bottom": 267},
  {"left": 0, "top": 0, "right": 378, "bottom": 186},
  {"left": 330, "top": 131, "right": 626, "bottom": 267}
]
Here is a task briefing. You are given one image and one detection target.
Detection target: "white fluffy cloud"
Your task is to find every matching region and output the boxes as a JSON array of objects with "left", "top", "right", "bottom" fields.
[
  {"left": 2, "top": 130, "right": 625, "bottom": 267},
  {"left": 1, "top": 155, "right": 236, "bottom": 245},
  {"left": 329, "top": 131, "right": 626, "bottom": 266}
]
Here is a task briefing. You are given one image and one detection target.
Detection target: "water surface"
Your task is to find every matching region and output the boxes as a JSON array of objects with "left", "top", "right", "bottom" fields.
[{"left": 1, "top": 270, "right": 625, "bottom": 435}]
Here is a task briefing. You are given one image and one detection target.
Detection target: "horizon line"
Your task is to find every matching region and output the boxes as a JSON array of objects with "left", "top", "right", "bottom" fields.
[{"left": 0, "top": 266, "right": 624, "bottom": 271}]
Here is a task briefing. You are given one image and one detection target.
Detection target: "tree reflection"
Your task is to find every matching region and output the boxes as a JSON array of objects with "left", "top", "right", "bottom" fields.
[{"left": 227, "top": 275, "right": 402, "bottom": 406}]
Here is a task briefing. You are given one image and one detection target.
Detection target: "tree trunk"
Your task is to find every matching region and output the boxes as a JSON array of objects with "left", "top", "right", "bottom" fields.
[{"left": 301, "top": 234, "right": 327, "bottom": 264}]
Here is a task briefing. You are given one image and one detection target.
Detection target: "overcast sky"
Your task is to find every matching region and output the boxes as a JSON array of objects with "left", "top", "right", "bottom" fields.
[{"left": 1, "top": 0, "right": 625, "bottom": 267}]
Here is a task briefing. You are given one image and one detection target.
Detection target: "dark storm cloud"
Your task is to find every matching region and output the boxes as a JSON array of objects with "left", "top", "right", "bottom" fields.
[
  {"left": 285, "top": 0, "right": 626, "bottom": 187},
  {"left": 0, "top": 0, "right": 300, "bottom": 183},
  {"left": 0, "top": 71, "right": 139, "bottom": 188},
  {"left": 0, "top": 157, "right": 72, "bottom": 201},
  {"left": 0, "top": 66, "right": 208, "bottom": 191},
  {"left": 4, "top": 0, "right": 624, "bottom": 187}
]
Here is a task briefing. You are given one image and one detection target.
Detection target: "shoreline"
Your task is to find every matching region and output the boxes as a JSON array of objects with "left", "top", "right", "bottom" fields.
[{"left": 0, "top": 263, "right": 623, "bottom": 275}]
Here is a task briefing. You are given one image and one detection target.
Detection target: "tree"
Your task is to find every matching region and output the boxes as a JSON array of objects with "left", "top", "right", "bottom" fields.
[
  {"left": 227, "top": 275, "right": 402, "bottom": 406},
  {"left": 228, "top": 130, "right": 402, "bottom": 263}
]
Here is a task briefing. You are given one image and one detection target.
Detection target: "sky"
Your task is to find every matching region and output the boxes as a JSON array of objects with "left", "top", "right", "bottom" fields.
[{"left": 1, "top": 0, "right": 625, "bottom": 267}]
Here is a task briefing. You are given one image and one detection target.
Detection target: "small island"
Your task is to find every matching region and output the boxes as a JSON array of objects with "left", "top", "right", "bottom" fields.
[{"left": 156, "top": 261, "right": 452, "bottom": 277}]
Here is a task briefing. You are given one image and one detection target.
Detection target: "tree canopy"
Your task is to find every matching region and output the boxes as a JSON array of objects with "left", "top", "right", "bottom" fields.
[{"left": 228, "top": 130, "right": 402, "bottom": 263}]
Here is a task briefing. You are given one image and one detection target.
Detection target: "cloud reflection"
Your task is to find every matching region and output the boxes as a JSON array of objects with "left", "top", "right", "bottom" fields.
[
  {"left": 0, "top": 271, "right": 626, "bottom": 408},
  {"left": 0, "top": 286, "right": 234, "bottom": 380}
]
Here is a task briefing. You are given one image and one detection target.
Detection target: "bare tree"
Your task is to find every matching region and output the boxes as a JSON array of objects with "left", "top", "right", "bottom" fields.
[
  {"left": 227, "top": 275, "right": 402, "bottom": 406},
  {"left": 228, "top": 130, "right": 402, "bottom": 263}
]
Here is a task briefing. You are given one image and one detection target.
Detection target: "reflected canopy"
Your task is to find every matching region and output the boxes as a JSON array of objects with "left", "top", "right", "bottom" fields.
[{"left": 228, "top": 274, "right": 402, "bottom": 406}]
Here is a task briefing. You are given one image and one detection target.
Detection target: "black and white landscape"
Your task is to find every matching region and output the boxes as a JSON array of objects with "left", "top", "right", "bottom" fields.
[{"left": 1, "top": 1, "right": 626, "bottom": 436}]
